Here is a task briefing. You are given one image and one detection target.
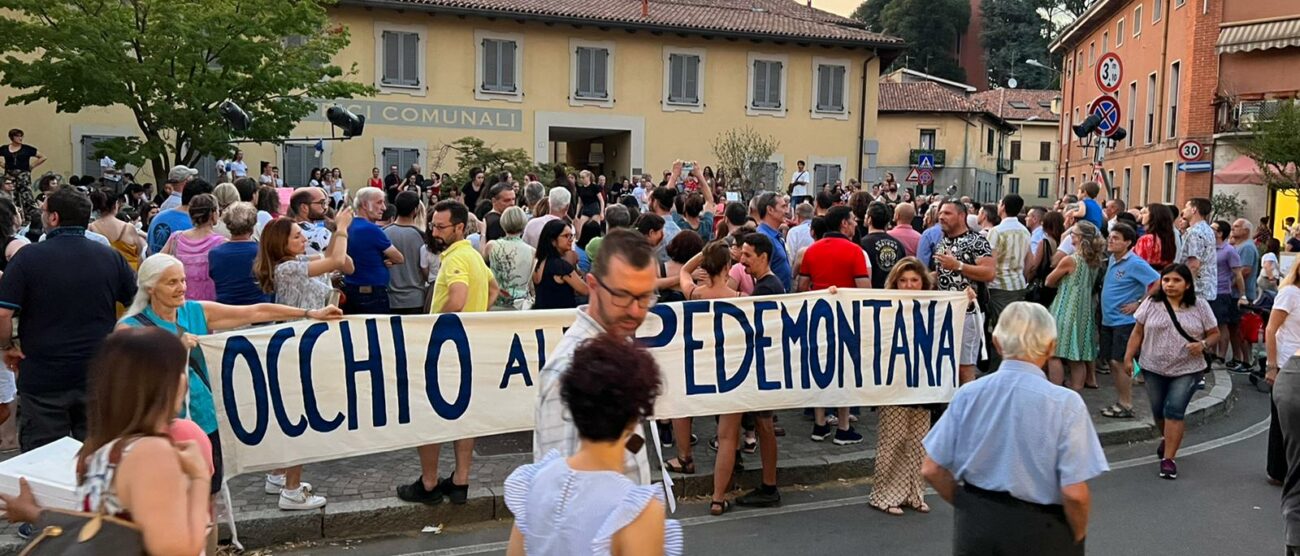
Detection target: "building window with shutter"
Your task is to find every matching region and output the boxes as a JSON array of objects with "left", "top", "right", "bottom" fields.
[
  {"left": 283, "top": 143, "right": 319, "bottom": 188},
  {"left": 1038, "top": 178, "right": 1049, "bottom": 198},
  {"left": 1009, "top": 177, "right": 1020, "bottom": 194},
  {"left": 1010, "top": 140, "right": 1021, "bottom": 161},
  {"left": 1167, "top": 61, "right": 1180, "bottom": 140},
  {"left": 986, "top": 129, "right": 995, "bottom": 155},
  {"left": 665, "top": 52, "right": 701, "bottom": 106},
  {"left": 381, "top": 147, "right": 421, "bottom": 180},
  {"left": 378, "top": 28, "right": 422, "bottom": 90},
  {"left": 80, "top": 135, "right": 120, "bottom": 179},
  {"left": 476, "top": 31, "right": 523, "bottom": 102},
  {"left": 571, "top": 40, "right": 614, "bottom": 106},
  {"left": 481, "top": 39, "right": 518, "bottom": 94},
  {"left": 575, "top": 47, "right": 610, "bottom": 99},
  {"left": 747, "top": 53, "right": 787, "bottom": 116},
  {"left": 812, "top": 164, "right": 842, "bottom": 189},
  {"left": 1039, "top": 141, "right": 1052, "bottom": 161},
  {"left": 812, "top": 59, "right": 848, "bottom": 117}
]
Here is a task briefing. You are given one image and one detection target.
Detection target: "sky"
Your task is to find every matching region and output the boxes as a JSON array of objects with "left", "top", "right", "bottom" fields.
[{"left": 811, "top": 0, "right": 861, "bottom": 18}]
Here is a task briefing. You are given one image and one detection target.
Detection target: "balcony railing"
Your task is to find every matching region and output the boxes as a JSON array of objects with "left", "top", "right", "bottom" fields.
[
  {"left": 908, "top": 149, "right": 946, "bottom": 167},
  {"left": 1217, "top": 99, "right": 1298, "bottom": 133}
]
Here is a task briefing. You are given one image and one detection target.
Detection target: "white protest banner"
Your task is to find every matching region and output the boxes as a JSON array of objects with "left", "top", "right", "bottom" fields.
[{"left": 198, "top": 289, "right": 968, "bottom": 475}]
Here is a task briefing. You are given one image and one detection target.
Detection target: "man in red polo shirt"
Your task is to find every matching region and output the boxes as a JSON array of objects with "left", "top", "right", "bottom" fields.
[{"left": 797, "top": 205, "right": 870, "bottom": 445}]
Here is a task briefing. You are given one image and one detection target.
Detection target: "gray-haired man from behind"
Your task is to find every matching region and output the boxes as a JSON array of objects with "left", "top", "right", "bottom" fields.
[{"left": 923, "top": 302, "right": 1108, "bottom": 555}]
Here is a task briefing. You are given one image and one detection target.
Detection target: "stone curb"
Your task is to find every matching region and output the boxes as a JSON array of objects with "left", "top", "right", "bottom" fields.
[{"left": 0, "top": 370, "right": 1237, "bottom": 553}]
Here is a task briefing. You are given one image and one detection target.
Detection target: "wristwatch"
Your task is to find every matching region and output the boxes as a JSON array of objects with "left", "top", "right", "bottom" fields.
[{"left": 957, "top": 262, "right": 965, "bottom": 273}]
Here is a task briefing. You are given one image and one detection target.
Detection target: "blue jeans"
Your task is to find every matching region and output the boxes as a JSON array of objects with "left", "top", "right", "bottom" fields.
[
  {"left": 342, "top": 285, "right": 391, "bottom": 315},
  {"left": 1144, "top": 372, "right": 1201, "bottom": 421}
]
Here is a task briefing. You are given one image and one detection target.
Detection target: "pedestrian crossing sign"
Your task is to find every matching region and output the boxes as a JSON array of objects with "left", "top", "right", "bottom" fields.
[{"left": 918, "top": 154, "right": 935, "bottom": 170}]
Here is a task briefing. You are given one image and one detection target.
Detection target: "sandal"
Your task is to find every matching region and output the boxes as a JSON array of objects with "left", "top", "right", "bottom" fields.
[
  {"left": 742, "top": 437, "right": 758, "bottom": 454},
  {"left": 871, "top": 504, "right": 904, "bottom": 516},
  {"left": 663, "top": 456, "right": 695, "bottom": 474},
  {"left": 911, "top": 502, "right": 931, "bottom": 513},
  {"left": 1100, "top": 404, "right": 1134, "bottom": 419},
  {"left": 710, "top": 499, "right": 731, "bottom": 516}
]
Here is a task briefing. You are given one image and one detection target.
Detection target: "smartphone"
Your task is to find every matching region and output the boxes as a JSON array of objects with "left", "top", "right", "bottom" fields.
[
  {"left": 683, "top": 163, "right": 694, "bottom": 173},
  {"left": 328, "top": 290, "right": 341, "bottom": 308}
]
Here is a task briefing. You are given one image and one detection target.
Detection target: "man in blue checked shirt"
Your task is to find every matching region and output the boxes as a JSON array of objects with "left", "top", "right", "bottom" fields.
[{"left": 923, "top": 302, "right": 1108, "bottom": 555}]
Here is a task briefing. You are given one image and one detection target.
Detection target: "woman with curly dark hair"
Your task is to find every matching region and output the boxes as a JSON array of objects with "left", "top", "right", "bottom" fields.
[{"left": 505, "top": 334, "right": 682, "bottom": 555}]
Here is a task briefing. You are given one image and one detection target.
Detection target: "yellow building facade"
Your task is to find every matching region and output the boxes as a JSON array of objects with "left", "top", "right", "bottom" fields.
[{"left": 0, "top": 0, "right": 904, "bottom": 191}]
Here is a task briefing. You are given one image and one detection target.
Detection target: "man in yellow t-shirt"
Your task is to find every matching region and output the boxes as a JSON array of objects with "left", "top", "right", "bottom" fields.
[{"left": 397, "top": 200, "right": 499, "bottom": 506}]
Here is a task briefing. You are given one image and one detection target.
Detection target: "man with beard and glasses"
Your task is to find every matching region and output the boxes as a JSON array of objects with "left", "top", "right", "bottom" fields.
[
  {"left": 289, "top": 188, "right": 332, "bottom": 256},
  {"left": 534, "top": 229, "right": 659, "bottom": 484},
  {"left": 397, "top": 200, "right": 499, "bottom": 506}
]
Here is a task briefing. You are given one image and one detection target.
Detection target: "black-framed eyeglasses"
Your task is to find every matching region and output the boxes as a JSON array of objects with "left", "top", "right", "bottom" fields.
[{"left": 594, "top": 274, "right": 657, "bottom": 309}]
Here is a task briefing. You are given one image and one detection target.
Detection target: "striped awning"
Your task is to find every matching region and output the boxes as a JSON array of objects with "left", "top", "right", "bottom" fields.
[{"left": 1218, "top": 18, "right": 1300, "bottom": 54}]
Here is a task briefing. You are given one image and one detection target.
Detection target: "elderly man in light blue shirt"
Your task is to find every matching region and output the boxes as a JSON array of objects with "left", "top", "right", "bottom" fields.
[{"left": 923, "top": 302, "right": 1109, "bottom": 555}]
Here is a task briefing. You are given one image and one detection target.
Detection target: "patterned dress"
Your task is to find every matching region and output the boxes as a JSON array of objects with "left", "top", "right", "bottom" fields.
[
  {"left": 488, "top": 235, "right": 534, "bottom": 309},
  {"left": 870, "top": 406, "right": 930, "bottom": 510},
  {"left": 1050, "top": 253, "right": 1100, "bottom": 361}
]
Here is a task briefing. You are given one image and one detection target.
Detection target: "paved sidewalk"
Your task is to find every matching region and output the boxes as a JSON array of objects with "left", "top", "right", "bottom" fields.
[
  {"left": 0, "top": 367, "right": 1236, "bottom": 553},
  {"left": 217, "top": 368, "right": 1233, "bottom": 547}
]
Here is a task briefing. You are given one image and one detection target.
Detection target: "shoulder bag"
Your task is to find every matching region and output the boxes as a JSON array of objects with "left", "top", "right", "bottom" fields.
[
  {"left": 1161, "top": 299, "right": 1213, "bottom": 372},
  {"left": 19, "top": 439, "right": 147, "bottom": 555}
]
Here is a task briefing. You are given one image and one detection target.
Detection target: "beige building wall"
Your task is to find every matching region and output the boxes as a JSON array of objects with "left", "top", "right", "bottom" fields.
[
  {"left": 1005, "top": 122, "right": 1058, "bottom": 206},
  {"left": 0, "top": 5, "right": 886, "bottom": 192},
  {"left": 876, "top": 112, "right": 1007, "bottom": 200}
]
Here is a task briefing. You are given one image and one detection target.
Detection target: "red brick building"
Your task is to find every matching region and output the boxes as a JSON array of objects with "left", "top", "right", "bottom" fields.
[{"left": 1051, "top": 0, "right": 1300, "bottom": 215}]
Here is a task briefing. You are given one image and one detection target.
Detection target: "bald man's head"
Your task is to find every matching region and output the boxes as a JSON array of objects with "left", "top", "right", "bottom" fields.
[{"left": 894, "top": 202, "right": 915, "bottom": 225}]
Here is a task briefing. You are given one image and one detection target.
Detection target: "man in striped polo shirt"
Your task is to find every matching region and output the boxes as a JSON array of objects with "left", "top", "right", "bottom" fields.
[{"left": 984, "top": 194, "right": 1031, "bottom": 370}]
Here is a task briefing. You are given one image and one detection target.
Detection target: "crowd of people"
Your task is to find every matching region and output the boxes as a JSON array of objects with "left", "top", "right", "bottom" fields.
[{"left": 2, "top": 133, "right": 1300, "bottom": 553}]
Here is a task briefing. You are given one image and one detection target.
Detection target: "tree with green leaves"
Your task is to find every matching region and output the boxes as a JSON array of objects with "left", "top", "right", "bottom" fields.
[
  {"left": 852, "top": 0, "right": 970, "bottom": 83},
  {"left": 0, "top": 0, "right": 372, "bottom": 181},
  {"left": 981, "top": 0, "right": 1054, "bottom": 90},
  {"left": 1242, "top": 103, "right": 1300, "bottom": 203},
  {"left": 440, "top": 137, "right": 554, "bottom": 195}
]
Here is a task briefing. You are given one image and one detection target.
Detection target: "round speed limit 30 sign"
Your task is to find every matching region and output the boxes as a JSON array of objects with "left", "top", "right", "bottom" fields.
[
  {"left": 1178, "top": 140, "right": 1203, "bottom": 162},
  {"left": 1096, "top": 53, "right": 1123, "bottom": 93}
]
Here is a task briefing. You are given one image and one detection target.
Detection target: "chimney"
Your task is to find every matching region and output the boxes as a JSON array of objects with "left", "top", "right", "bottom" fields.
[{"left": 642, "top": 0, "right": 649, "bottom": 17}]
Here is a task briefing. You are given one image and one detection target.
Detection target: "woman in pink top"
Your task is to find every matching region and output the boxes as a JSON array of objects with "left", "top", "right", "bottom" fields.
[{"left": 163, "top": 193, "right": 226, "bottom": 301}]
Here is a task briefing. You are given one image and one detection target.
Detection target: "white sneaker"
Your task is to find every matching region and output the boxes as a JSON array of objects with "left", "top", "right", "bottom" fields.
[
  {"left": 265, "top": 474, "right": 312, "bottom": 495},
  {"left": 279, "top": 486, "right": 327, "bottom": 511},
  {"left": 264, "top": 473, "right": 286, "bottom": 494}
]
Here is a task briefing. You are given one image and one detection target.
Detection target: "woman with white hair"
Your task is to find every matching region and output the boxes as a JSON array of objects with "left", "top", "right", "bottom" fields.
[
  {"left": 923, "top": 301, "right": 1107, "bottom": 555},
  {"left": 116, "top": 254, "right": 343, "bottom": 500},
  {"left": 485, "top": 206, "right": 534, "bottom": 310}
]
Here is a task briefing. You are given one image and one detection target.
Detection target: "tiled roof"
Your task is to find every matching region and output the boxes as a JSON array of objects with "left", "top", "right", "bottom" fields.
[
  {"left": 970, "top": 89, "right": 1060, "bottom": 122},
  {"left": 350, "top": 0, "right": 904, "bottom": 47},
  {"left": 878, "top": 82, "right": 984, "bottom": 113}
]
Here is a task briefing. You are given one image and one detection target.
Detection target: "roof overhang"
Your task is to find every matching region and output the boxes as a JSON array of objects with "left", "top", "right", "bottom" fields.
[{"left": 340, "top": 0, "right": 909, "bottom": 52}]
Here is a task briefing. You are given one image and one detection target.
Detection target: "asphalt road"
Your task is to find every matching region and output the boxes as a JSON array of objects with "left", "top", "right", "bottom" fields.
[{"left": 267, "top": 375, "right": 1284, "bottom": 556}]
